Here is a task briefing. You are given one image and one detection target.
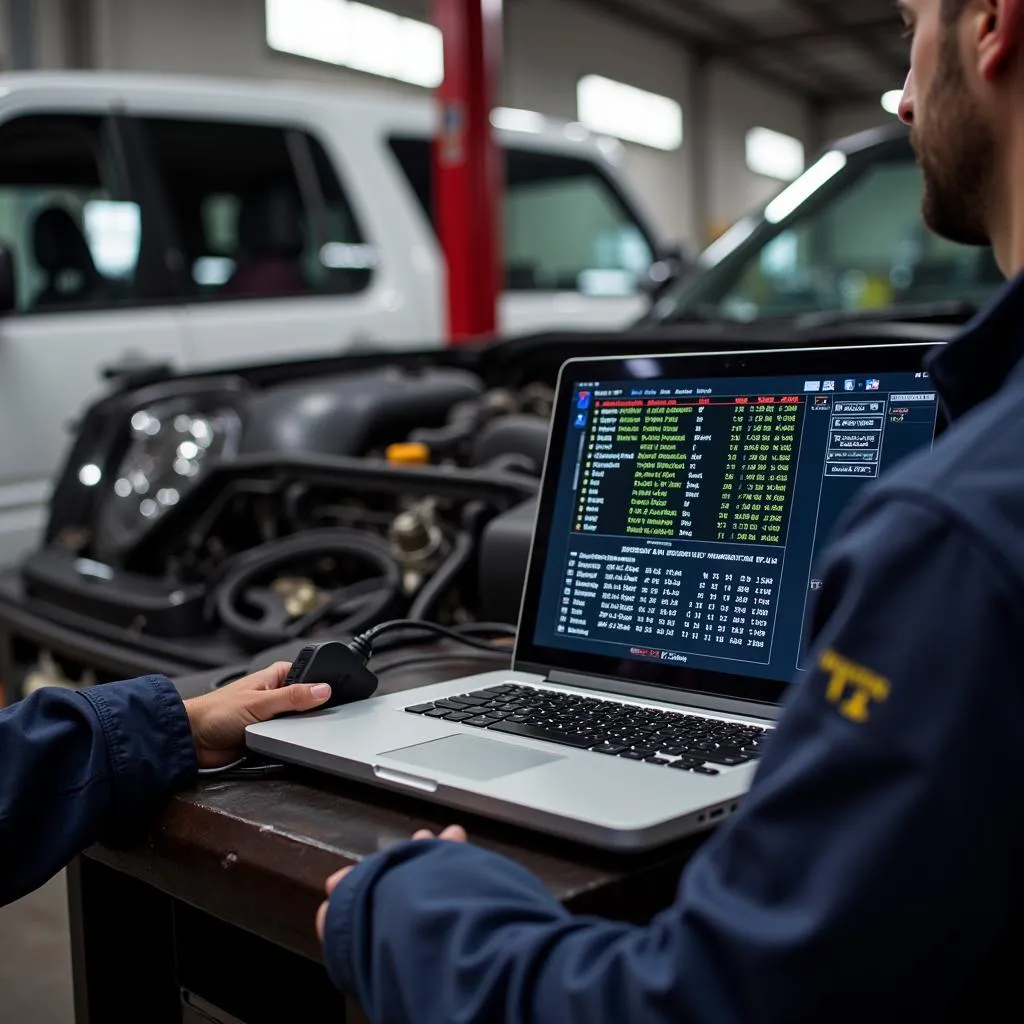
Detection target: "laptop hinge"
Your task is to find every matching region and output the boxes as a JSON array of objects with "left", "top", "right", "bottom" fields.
[{"left": 544, "top": 669, "right": 780, "bottom": 722}]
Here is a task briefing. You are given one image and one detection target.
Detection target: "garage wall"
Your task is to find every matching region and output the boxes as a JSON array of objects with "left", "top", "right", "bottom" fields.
[
  {"left": 825, "top": 103, "right": 894, "bottom": 142},
  {"left": 3, "top": 0, "right": 820, "bottom": 249},
  {"left": 705, "top": 64, "right": 812, "bottom": 236},
  {"left": 501, "top": 0, "right": 694, "bottom": 248},
  {"left": 80, "top": 0, "right": 700, "bottom": 246}
]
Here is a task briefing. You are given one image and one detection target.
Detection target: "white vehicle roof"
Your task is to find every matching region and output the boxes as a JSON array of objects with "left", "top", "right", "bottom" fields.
[{"left": 0, "top": 71, "right": 626, "bottom": 164}]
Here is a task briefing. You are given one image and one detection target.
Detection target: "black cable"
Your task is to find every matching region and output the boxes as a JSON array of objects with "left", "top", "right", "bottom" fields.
[
  {"left": 215, "top": 529, "right": 401, "bottom": 650},
  {"left": 407, "top": 529, "right": 474, "bottom": 621},
  {"left": 355, "top": 619, "right": 515, "bottom": 658},
  {"left": 368, "top": 620, "right": 516, "bottom": 656}
]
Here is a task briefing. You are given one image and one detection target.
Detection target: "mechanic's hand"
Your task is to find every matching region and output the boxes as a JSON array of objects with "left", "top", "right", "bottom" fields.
[
  {"left": 184, "top": 661, "right": 331, "bottom": 769},
  {"left": 316, "top": 825, "right": 468, "bottom": 941}
]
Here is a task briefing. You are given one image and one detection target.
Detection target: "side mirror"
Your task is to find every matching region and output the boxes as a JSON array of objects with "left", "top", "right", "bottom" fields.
[
  {"left": 640, "top": 242, "right": 693, "bottom": 301},
  {"left": 0, "top": 244, "right": 16, "bottom": 315}
]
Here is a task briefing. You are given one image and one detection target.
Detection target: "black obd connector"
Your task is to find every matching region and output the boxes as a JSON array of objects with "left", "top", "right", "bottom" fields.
[{"left": 283, "top": 640, "right": 379, "bottom": 708}]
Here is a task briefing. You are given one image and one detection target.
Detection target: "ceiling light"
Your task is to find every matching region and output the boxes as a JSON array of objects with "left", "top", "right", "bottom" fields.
[
  {"left": 577, "top": 74, "right": 683, "bottom": 152},
  {"left": 745, "top": 127, "right": 805, "bottom": 182},
  {"left": 266, "top": 0, "right": 443, "bottom": 88},
  {"left": 881, "top": 90, "right": 903, "bottom": 116}
]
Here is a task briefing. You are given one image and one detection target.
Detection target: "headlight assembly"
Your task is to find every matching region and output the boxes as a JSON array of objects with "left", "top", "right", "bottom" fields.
[{"left": 97, "top": 399, "right": 242, "bottom": 555}]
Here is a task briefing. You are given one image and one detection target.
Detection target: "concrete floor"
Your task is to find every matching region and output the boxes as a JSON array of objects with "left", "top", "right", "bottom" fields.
[{"left": 0, "top": 872, "right": 74, "bottom": 1024}]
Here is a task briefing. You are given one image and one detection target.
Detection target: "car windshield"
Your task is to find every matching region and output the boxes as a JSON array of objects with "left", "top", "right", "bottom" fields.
[{"left": 655, "top": 138, "right": 1004, "bottom": 323}]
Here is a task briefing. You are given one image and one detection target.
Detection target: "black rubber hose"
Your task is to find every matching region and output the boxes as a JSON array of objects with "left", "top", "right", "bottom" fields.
[
  {"left": 215, "top": 529, "right": 401, "bottom": 650},
  {"left": 407, "top": 529, "right": 474, "bottom": 621}
]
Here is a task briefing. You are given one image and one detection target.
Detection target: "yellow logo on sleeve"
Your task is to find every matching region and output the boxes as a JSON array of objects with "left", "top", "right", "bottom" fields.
[{"left": 819, "top": 648, "right": 891, "bottom": 723}]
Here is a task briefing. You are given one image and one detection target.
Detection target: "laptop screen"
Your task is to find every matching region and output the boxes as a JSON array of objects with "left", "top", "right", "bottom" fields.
[{"left": 515, "top": 344, "right": 944, "bottom": 707}]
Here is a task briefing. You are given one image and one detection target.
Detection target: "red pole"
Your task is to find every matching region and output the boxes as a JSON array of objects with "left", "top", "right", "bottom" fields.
[{"left": 432, "top": 0, "right": 503, "bottom": 345}]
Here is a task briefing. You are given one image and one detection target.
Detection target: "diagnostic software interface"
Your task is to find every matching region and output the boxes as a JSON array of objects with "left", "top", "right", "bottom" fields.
[{"left": 534, "top": 368, "right": 940, "bottom": 685}]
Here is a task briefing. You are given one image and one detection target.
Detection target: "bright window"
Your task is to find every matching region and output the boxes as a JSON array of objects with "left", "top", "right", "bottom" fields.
[
  {"left": 266, "top": 0, "right": 443, "bottom": 88},
  {"left": 576, "top": 75, "right": 683, "bottom": 152},
  {"left": 745, "top": 127, "right": 806, "bottom": 182}
]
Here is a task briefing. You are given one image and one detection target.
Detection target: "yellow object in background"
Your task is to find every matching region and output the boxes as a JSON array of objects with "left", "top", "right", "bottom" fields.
[
  {"left": 860, "top": 276, "right": 894, "bottom": 309},
  {"left": 386, "top": 442, "right": 431, "bottom": 466}
]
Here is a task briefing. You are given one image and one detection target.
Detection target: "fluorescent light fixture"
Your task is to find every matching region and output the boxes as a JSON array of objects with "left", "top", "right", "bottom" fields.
[
  {"left": 764, "top": 150, "right": 848, "bottom": 224},
  {"left": 577, "top": 74, "right": 683, "bottom": 151},
  {"left": 745, "top": 126, "right": 805, "bottom": 182},
  {"left": 266, "top": 0, "right": 443, "bottom": 88},
  {"left": 490, "top": 107, "right": 547, "bottom": 134},
  {"left": 881, "top": 89, "right": 903, "bottom": 115}
]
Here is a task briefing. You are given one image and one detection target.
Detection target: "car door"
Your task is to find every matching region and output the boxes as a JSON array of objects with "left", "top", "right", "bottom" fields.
[
  {"left": 0, "top": 112, "right": 186, "bottom": 568},
  {"left": 132, "top": 115, "right": 424, "bottom": 369},
  {"left": 499, "top": 147, "right": 654, "bottom": 333},
  {"left": 386, "top": 137, "right": 656, "bottom": 335}
]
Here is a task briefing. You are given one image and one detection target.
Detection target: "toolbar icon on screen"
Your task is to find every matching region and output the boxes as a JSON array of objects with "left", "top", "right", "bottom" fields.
[{"left": 577, "top": 391, "right": 592, "bottom": 410}]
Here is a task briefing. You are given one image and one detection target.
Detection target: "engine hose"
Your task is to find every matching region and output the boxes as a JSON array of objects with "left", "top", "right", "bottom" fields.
[
  {"left": 407, "top": 528, "right": 475, "bottom": 621},
  {"left": 215, "top": 528, "right": 402, "bottom": 650}
]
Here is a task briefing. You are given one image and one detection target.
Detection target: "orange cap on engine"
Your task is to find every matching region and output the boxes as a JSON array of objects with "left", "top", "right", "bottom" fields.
[{"left": 386, "top": 442, "right": 431, "bottom": 466}]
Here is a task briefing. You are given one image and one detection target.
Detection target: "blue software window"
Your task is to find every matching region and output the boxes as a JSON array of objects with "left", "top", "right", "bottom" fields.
[{"left": 533, "top": 370, "right": 939, "bottom": 686}]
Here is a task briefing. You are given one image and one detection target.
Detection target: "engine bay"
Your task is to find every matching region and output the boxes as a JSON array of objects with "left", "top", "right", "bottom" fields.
[{"left": 2, "top": 320, "right": 956, "bottom": 690}]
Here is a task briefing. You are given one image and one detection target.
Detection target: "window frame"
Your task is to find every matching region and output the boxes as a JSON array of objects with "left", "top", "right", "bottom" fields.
[
  {"left": 130, "top": 114, "right": 375, "bottom": 306},
  {"left": 0, "top": 111, "right": 183, "bottom": 317},
  {"left": 387, "top": 134, "right": 660, "bottom": 297}
]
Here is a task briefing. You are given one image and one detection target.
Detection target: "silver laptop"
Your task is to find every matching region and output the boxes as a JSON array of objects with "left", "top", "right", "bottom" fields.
[{"left": 247, "top": 343, "right": 943, "bottom": 851}]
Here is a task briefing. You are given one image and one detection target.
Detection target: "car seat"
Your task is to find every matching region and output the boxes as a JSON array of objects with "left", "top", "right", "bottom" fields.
[
  {"left": 222, "top": 188, "right": 309, "bottom": 298},
  {"left": 32, "top": 207, "right": 106, "bottom": 308}
]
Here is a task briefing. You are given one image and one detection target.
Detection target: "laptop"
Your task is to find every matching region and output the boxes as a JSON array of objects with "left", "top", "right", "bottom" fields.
[{"left": 247, "top": 343, "right": 944, "bottom": 851}]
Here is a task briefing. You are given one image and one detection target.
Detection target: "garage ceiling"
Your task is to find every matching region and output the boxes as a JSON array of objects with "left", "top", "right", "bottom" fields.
[{"left": 579, "top": 0, "right": 907, "bottom": 107}]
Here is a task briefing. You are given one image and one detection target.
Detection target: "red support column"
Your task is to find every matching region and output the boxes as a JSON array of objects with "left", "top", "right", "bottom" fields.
[{"left": 432, "top": 0, "right": 503, "bottom": 345}]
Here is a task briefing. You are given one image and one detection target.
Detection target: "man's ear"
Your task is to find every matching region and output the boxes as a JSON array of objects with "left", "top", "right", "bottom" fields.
[{"left": 978, "top": 0, "right": 1024, "bottom": 80}]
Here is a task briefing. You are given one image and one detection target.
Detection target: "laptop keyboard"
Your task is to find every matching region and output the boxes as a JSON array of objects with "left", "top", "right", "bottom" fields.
[{"left": 405, "top": 684, "right": 770, "bottom": 775}]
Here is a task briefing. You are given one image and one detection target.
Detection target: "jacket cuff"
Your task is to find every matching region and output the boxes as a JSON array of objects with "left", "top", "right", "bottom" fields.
[
  {"left": 80, "top": 675, "right": 198, "bottom": 819},
  {"left": 323, "top": 840, "right": 440, "bottom": 994}
]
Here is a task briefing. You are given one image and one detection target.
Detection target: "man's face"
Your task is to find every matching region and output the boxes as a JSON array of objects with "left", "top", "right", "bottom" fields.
[{"left": 899, "top": 0, "right": 995, "bottom": 246}]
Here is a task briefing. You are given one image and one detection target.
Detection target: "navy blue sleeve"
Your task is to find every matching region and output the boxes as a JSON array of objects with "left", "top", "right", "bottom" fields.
[
  {"left": 0, "top": 675, "right": 198, "bottom": 906},
  {"left": 323, "top": 496, "right": 1024, "bottom": 1024}
]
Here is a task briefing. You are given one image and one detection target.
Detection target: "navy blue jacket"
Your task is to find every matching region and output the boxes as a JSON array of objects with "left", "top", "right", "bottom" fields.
[
  {"left": 0, "top": 675, "right": 196, "bottom": 906},
  {"left": 323, "top": 273, "right": 1024, "bottom": 1022}
]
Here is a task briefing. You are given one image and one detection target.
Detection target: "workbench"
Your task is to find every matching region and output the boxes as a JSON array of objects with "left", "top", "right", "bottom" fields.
[{"left": 67, "top": 646, "right": 712, "bottom": 1023}]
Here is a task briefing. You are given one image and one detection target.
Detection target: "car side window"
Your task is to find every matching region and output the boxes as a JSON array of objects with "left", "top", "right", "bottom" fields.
[
  {"left": 388, "top": 137, "right": 654, "bottom": 296},
  {"left": 140, "top": 118, "right": 374, "bottom": 301},
  {"left": 0, "top": 115, "right": 146, "bottom": 313},
  {"left": 503, "top": 149, "right": 653, "bottom": 296},
  {"left": 706, "top": 160, "right": 1003, "bottom": 320}
]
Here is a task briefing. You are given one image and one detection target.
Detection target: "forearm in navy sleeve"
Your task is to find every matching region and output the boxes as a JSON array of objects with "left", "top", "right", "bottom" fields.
[
  {"left": 0, "top": 675, "right": 197, "bottom": 906},
  {"left": 324, "top": 839, "right": 751, "bottom": 1024},
  {"left": 323, "top": 496, "right": 1024, "bottom": 1024}
]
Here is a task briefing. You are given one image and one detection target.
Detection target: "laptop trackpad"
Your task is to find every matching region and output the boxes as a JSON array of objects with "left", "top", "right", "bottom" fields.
[{"left": 379, "top": 734, "right": 563, "bottom": 782}]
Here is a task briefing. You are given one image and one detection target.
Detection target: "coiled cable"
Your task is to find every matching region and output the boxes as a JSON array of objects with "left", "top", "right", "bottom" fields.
[{"left": 215, "top": 529, "right": 401, "bottom": 650}]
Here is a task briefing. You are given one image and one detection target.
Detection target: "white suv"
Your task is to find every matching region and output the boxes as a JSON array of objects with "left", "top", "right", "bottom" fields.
[{"left": 0, "top": 72, "right": 675, "bottom": 567}]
